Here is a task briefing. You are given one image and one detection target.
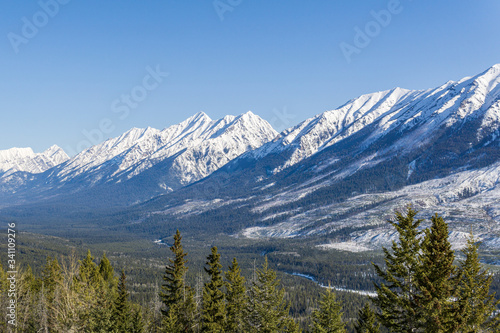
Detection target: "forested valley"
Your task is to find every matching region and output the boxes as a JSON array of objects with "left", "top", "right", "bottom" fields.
[{"left": 1, "top": 207, "right": 499, "bottom": 332}]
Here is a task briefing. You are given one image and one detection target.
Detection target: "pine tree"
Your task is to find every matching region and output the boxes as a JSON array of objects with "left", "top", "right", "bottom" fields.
[
  {"left": 225, "top": 257, "right": 247, "bottom": 333},
  {"left": 17, "top": 265, "right": 41, "bottom": 332},
  {"left": 354, "top": 303, "right": 380, "bottom": 333},
  {"left": 41, "top": 256, "right": 63, "bottom": 331},
  {"left": 201, "top": 246, "right": 226, "bottom": 332},
  {"left": 160, "top": 230, "right": 197, "bottom": 332},
  {"left": 246, "top": 256, "right": 299, "bottom": 333},
  {"left": 77, "top": 250, "right": 101, "bottom": 289},
  {"left": 311, "top": 287, "right": 346, "bottom": 333},
  {"left": 113, "top": 270, "right": 132, "bottom": 332},
  {"left": 74, "top": 250, "right": 100, "bottom": 329},
  {"left": 41, "top": 256, "right": 62, "bottom": 304},
  {"left": 372, "top": 205, "right": 423, "bottom": 332},
  {"left": 130, "top": 304, "right": 146, "bottom": 333},
  {"left": 416, "top": 213, "right": 456, "bottom": 332},
  {"left": 452, "top": 233, "right": 499, "bottom": 332},
  {"left": 99, "top": 252, "right": 114, "bottom": 283}
]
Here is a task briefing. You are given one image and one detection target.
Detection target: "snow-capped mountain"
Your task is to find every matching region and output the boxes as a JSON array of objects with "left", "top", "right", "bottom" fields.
[
  {"left": 54, "top": 111, "right": 277, "bottom": 187},
  {"left": 235, "top": 64, "right": 500, "bottom": 178},
  {"left": 135, "top": 64, "right": 500, "bottom": 249},
  {"left": 0, "top": 111, "right": 277, "bottom": 206},
  {"left": 0, "top": 145, "right": 68, "bottom": 176},
  {"left": 2, "top": 64, "right": 500, "bottom": 251}
]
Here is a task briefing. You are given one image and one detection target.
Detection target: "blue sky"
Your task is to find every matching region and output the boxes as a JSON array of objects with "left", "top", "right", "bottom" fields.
[{"left": 1, "top": 1, "right": 500, "bottom": 155}]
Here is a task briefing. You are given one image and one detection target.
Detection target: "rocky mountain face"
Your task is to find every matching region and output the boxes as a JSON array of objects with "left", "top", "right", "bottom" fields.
[
  {"left": 2, "top": 64, "right": 500, "bottom": 251},
  {"left": 138, "top": 64, "right": 500, "bottom": 250},
  {"left": 0, "top": 111, "right": 277, "bottom": 207},
  {"left": 0, "top": 145, "right": 69, "bottom": 176}
]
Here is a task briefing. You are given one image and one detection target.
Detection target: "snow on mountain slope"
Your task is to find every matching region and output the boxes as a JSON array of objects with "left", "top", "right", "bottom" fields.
[
  {"left": 54, "top": 111, "right": 277, "bottom": 187},
  {"left": 239, "top": 159, "right": 500, "bottom": 249},
  {"left": 0, "top": 145, "right": 68, "bottom": 176},
  {"left": 0, "top": 111, "right": 278, "bottom": 205},
  {"left": 237, "top": 64, "right": 500, "bottom": 176},
  {"left": 137, "top": 65, "right": 500, "bottom": 246},
  {"left": 244, "top": 88, "right": 420, "bottom": 173}
]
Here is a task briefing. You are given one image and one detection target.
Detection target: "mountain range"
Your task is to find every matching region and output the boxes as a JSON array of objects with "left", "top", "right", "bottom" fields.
[
  {"left": 0, "top": 111, "right": 276, "bottom": 207},
  {"left": 2, "top": 64, "right": 500, "bottom": 251}
]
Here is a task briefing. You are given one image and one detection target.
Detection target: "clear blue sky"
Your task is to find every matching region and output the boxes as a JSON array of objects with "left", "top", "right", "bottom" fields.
[{"left": 1, "top": 1, "right": 500, "bottom": 155}]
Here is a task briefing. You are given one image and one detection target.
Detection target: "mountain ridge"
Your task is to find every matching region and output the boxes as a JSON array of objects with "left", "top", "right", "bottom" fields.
[
  {"left": 0, "top": 111, "right": 277, "bottom": 207},
  {"left": 1, "top": 64, "right": 500, "bottom": 251}
]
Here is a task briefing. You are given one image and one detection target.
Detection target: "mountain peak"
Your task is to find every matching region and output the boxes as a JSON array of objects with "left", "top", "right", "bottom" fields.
[
  {"left": 188, "top": 111, "right": 211, "bottom": 123},
  {"left": 0, "top": 147, "right": 35, "bottom": 162},
  {"left": 0, "top": 145, "right": 68, "bottom": 175},
  {"left": 41, "top": 145, "right": 69, "bottom": 163},
  {"left": 488, "top": 63, "right": 500, "bottom": 71}
]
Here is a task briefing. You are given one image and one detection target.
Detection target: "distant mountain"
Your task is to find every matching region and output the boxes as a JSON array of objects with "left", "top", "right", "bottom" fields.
[
  {"left": 2, "top": 64, "right": 500, "bottom": 251},
  {"left": 0, "top": 111, "right": 277, "bottom": 207},
  {"left": 135, "top": 64, "right": 500, "bottom": 249},
  {"left": 232, "top": 63, "right": 500, "bottom": 180},
  {"left": 0, "top": 145, "right": 68, "bottom": 176}
]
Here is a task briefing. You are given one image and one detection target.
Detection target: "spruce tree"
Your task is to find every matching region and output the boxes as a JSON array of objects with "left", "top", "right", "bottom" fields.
[
  {"left": 354, "top": 303, "right": 380, "bottom": 333},
  {"left": 113, "top": 270, "right": 132, "bottom": 332},
  {"left": 130, "top": 304, "right": 146, "bottom": 333},
  {"left": 41, "top": 256, "right": 63, "bottom": 304},
  {"left": 201, "top": 246, "right": 226, "bottom": 332},
  {"left": 160, "top": 230, "right": 196, "bottom": 332},
  {"left": 310, "top": 287, "right": 346, "bottom": 333},
  {"left": 75, "top": 250, "right": 115, "bottom": 332},
  {"left": 99, "top": 252, "right": 114, "bottom": 283},
  {"left": 246, "top": 256, "right": 299, "bottom": 333},
  {"left": 416, "top": 213, "right": 456, "bottom": 332},
  {"left": 453, "top": 233, "right": 499, "bottom": 332},
  {"left": 372, "top": 206, "right": 423, "bottom": 332},
  {"left": 77, "top": 250, "right": 101, "bottom": 288},
  {"left": 41, "top": 256, "right": 63, "bottom": 331},
  {"left": 225, "top": 257, "right": 247, "bottom": 333}
]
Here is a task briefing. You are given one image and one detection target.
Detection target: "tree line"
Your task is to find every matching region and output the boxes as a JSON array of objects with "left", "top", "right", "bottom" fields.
[{"left": 0, "top": 205, "right": 498, "bottom": 332}]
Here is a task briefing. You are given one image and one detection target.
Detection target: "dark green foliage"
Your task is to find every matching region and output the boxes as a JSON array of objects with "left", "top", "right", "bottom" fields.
[
  {"left": 202, "top": 246, "right": 226, "bottom": 332},
  {"left": 130, "top": 304, "right": 146, "bottom": 333},
  {"left": 246, "top": 256, "right": 300, "bottom": 332},
  {"left": 311, "top": 287, "right": 346, "bottom": 333},
  {"left": 99, "top": 252, "right": 114, "bottom": 282},
  {"left": 41, "top": 255, "right": 63, "bottom": 330},
  {"left": 416, "top": 213, "right": 456, "bottom": 332},
  {"left": 159, "top": 230, "right": 196, "bottom": 332},
  {"left": 354, "top": 303, "right": 380, "bottom": 333},
  {"left": 372, "top": 206, "right": 423, "bottom": 332},
  {"left": 113, "top": 270, "right": 132, "bottom": 332},
  {"left": 3, "top": 211, "right": 500, "bottom": 333},
  {"left": 225, "top": 257, "right": 247, "bottom": 332},
  {"left": 453, "top": 234, "right": 500, "bottom": 332},
  {"left": 77, "top": 249, "right": 101, "bottom": 288},
  {"left": 41, "top": 256, "right": 62, "bottom": 303}
]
